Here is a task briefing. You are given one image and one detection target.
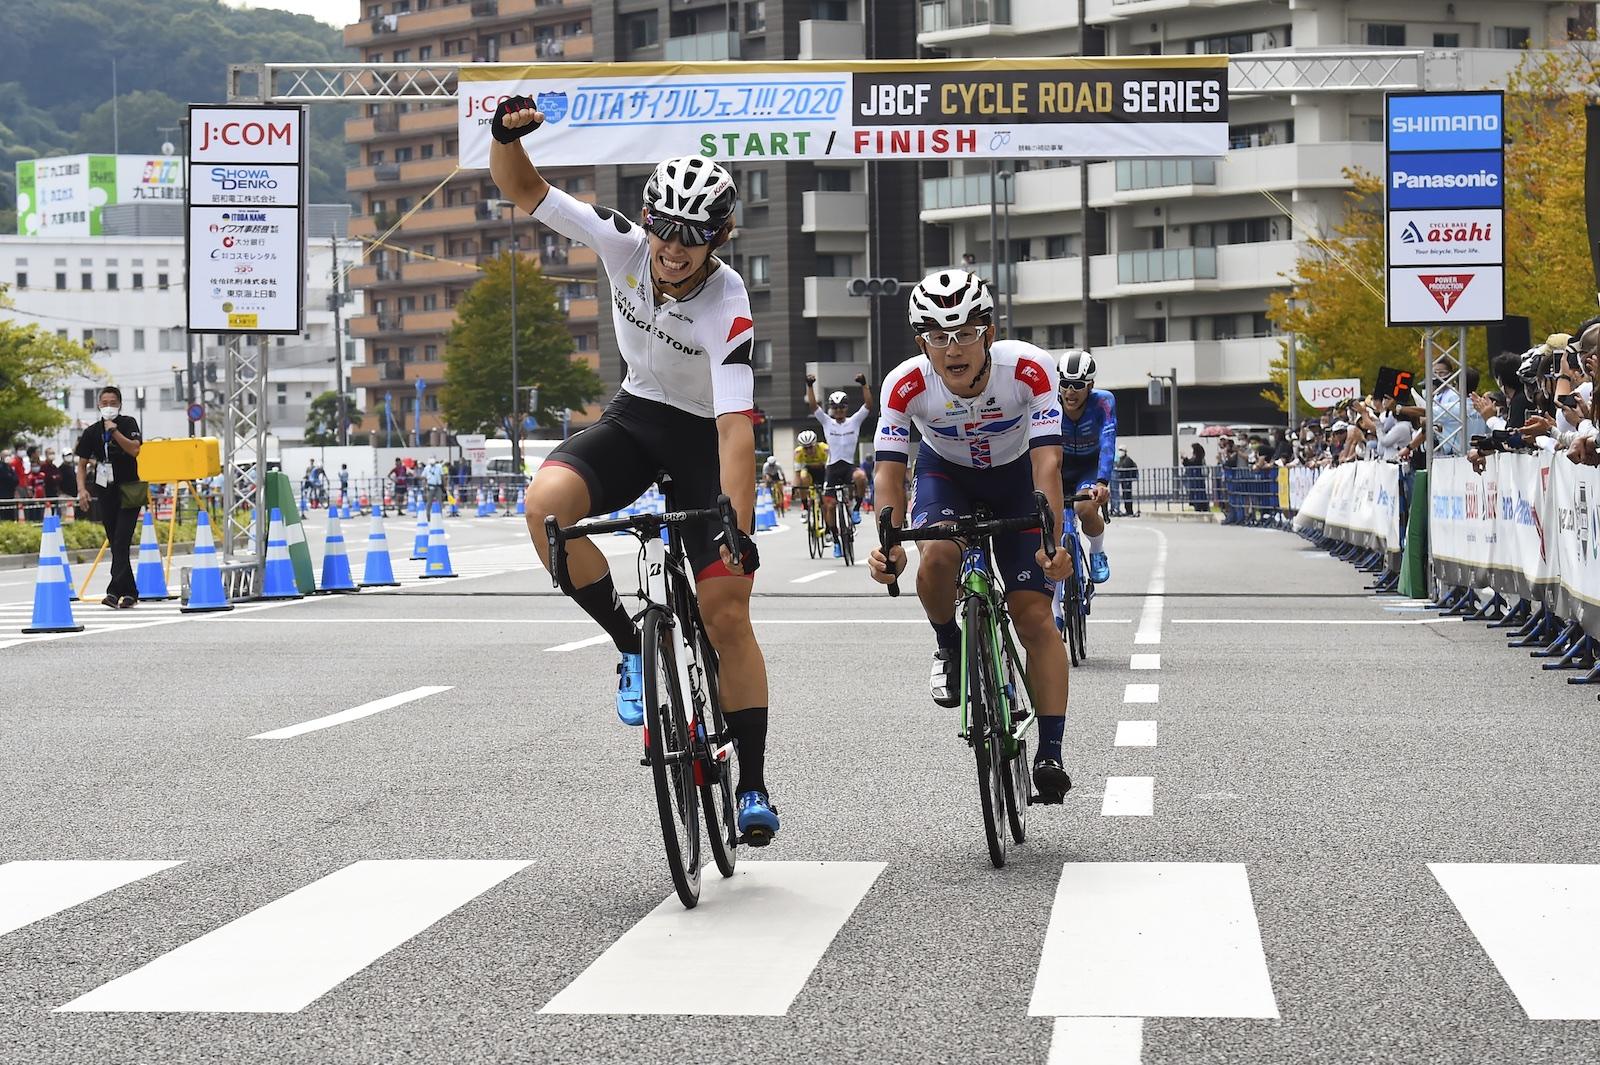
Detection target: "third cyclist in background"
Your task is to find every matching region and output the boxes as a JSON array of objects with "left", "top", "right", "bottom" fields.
[
  {"left": 1057, "top": 350, "right": 1117, "bottom": 584},
  {"left": 804, "top": 372, "right": 873, "bottom": 556}
]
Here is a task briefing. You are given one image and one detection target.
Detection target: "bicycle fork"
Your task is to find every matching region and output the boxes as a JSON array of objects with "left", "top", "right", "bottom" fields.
[{"left": 641, "top": 536, "right": 733, "bottom": 785}]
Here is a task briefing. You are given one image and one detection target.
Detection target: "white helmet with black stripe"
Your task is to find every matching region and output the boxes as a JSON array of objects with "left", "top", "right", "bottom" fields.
[
  {"left": 827, "top": 390, "right": 848, "bottom": 407},
  {"left": 1058, "top": 349, "right": 1097, "bottom": 386},
  {"left": 907, "top": 269, "right": 994, "bottom": 331},
  {"left": 797, "top": 430, "right": 818, "bottom": 447},
  {"left": 643, "top": 155, "right": 737, "bottom": 235}
]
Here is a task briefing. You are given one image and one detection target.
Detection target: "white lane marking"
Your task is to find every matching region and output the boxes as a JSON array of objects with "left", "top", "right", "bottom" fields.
[
  {"left": 541, "top": 861, "right": 884, "bottom": 1016},
  {"left": 1430, "top": 863, "right": 1600, "bottom": 1019},
  {"left": 1123, "top": 684, "right": 1159, "bottom": 704},
  {"left": 1100, "top": 777, "right": 1154, "bottom": 816},
  {"left": 250, "top": 685, "right": 453, "bottom": 740},
  {"left": 1046, "top": 1017, "right": 1144, "bottom": 1065},
  {"left": 1029, "top": 862, "right": 1279, "bottom": 1018},
  {"left": 0, "top": 861, "right": 183, "bottom": 938},
  {"left": 58, "top": 859, "right": 530, "bottom": 1013},
  {"left": 1129, "top": 653, "right": 1161, "bottom": 670},
  {"left": 790, "top": 570, "right": 836, "bottom": 584},
  {"left": 1114, "top": 721, "right": 1157, "bottom": 747},
  {"left": 1134, "top": 528, "right": 1167, "bottom": 645},
  {"left": 544, "top": 634, "right": 610, "bottom": 653},
  {"left": 1172, "top": 618, "right": 1464, "bottom": 626}
]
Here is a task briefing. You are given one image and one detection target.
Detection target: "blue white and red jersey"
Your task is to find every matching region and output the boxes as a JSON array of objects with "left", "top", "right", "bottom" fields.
[
  {"left": 1061, "top": 388, "right": 1118, "bottom": 483},
  {"left": 873, "top": 340, "right": 1061, "bottom": 470}
]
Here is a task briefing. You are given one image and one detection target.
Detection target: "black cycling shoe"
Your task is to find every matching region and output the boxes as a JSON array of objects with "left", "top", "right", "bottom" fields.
[
  {"left": 930, "top": 648, "right": 959, "bottom": 708},
  {"left": 1031, "top": 758, "right": 1072, "bottom": 804}
]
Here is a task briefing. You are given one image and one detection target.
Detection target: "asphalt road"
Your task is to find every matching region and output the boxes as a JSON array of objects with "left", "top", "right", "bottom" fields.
[{"left": 3, "top": 505, "right": 1599, "bottom": 1064}]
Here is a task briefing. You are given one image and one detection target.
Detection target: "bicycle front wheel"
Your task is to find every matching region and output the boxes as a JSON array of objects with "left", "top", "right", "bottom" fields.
[
  {"left": 695, "top": 629, "right": 738, "bottom": 878},
  {"left": 837, "top": 497, "right": 855, "bottom": 565},
  {"left": 963, "top": 596, "right": 1009, "bottom": 869},
  {"left": 642, "top": 609, "right": 702, "bottom": 908}
]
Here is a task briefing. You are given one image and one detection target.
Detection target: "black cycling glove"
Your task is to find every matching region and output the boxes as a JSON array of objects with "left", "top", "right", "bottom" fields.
[
  {"left": 715, "top": 528, "right": 761, "bottom": 575},
  {"left": 490, "top": 95, "right": 542, "bottom": 145}
]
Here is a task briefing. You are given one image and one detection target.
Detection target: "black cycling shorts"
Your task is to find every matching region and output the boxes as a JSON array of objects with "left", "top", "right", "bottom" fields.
[
  {"left": 823, "top": 459, "right": 856, "bottom": 491},
  {"left": 543, "top": 390, "right": 750, "bottom": 580}
]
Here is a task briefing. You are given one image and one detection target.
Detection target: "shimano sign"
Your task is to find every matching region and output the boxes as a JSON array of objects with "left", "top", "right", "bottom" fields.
[{"left": 1384, "top": 91, "right": 1505, "bottom": 326}]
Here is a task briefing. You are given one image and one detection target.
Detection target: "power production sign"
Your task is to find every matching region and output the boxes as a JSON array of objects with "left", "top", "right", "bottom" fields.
[
  {"left": 457, "top": 57, "right": 1229, "bottom": 167},
  {"left": 185, "top": 104, "right": 307, "bottom": 335},
  {"left": 1384, "top": 91, "right": 1505, "bottom": 326}
]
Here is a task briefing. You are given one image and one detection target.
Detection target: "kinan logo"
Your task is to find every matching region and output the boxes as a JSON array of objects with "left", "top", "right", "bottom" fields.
[
  {"left": 1419, "top": 273, "right": 1474, "bottom": 313},
  {"left": 198, "top": 120, "right": 294, "bottom": 151}
]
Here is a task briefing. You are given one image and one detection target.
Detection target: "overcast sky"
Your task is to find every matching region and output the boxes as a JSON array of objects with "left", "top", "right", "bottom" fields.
[{"left": 220, "top": 0, "right": 351, "bottom": 26}]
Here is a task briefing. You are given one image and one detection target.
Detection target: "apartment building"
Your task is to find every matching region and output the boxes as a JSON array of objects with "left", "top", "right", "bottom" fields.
[
  {"left": 917, "top": 0, "right": 1591, "bottom": 431},
  {"left": 344, "top": 0, "right": 918, "bottom": 451}
]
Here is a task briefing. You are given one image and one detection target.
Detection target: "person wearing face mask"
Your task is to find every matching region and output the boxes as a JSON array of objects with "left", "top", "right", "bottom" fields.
[
  {"left": 73, "top": 385, "right": 144, "bottom": 608},
  {"left": 490, "top": 96, "right": 781, "bottom": 845}
]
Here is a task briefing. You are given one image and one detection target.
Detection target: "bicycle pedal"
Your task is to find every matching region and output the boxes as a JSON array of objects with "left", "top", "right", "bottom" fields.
[
  {"left": 639, "top": 756, "right": 650, "bottom": 767},
  {"left": 740, "top": 827, "right": 773, "bottom": 848}
]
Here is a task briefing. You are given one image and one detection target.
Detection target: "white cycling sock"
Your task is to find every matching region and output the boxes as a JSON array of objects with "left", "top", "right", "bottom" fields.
[{"left": 1087, "top": 532, "right": 1106, "bottom": 555}]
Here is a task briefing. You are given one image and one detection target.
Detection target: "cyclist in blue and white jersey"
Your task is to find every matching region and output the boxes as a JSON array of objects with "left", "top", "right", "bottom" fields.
[
  {"left": 1056, "top": 350, "right": 1117, "bottom": 584},
  {"left": 866, "top": 270, "right": 1075, "bottom": 804}
]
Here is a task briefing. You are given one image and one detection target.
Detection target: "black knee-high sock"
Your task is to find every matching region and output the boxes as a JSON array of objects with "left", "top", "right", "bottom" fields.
[
  {"left": 725, "top": 706, "right": 769, "bottom": 796},
  {"left": 567, "top": 574, "right": 640, "bottom": 655}
]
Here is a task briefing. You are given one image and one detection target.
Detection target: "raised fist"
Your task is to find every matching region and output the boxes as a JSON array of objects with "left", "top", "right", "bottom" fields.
[{"left": 491, "top": 95, "right": 544, "bottom": 144}]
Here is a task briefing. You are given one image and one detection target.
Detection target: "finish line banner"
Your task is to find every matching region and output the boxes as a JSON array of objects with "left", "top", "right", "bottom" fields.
[{"left": 458, "top": 57, "right": 1229, "bottom": 167}]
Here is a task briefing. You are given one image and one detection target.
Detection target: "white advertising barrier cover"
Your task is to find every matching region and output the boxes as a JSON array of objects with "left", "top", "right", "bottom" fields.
[
  {"left": 1550, "top": 457, "right": 1600, "bottom": 633},
  {"left": 1429, "top": 455, "right": 1555, "bottom": 600},
  {"left": 1286, "top": 466, "right": 1321, "bottom": 511},
  {"left": 1298, "top": 379, "right": 1361, "bottom": 409},
  {"left": 1293, "top": 461, "right": 1400, "bottom": 553},
  {"left": 458, "top": 57, "right": 1229, "bottom": 168},
  {"left": 1292, "top": 466, "right": 1337, "bottom": 526}
]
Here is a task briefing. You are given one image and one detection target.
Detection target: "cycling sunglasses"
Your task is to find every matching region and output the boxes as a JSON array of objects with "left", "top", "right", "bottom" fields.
[
  {"left": 642, "top": 209, "right": 719, "bottom": 248},
  {"left": 1060, "top": 380, "right": 1090, "bottom": 391}
]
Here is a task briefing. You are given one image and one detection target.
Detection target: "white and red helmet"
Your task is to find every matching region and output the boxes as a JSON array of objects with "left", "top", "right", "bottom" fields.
[{"left": 907, "top": 269, "right": 994, "bottom": 331}]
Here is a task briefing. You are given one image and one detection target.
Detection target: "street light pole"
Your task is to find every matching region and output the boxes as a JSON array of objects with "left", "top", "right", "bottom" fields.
[{"left": 509, "top": 206, "right": 521, "bottom": 477}]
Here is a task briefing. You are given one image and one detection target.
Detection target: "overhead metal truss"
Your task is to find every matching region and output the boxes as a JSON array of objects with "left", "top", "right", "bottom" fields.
[{"left": 1228, "top": 51, "right": 1424, "bottom": 97}]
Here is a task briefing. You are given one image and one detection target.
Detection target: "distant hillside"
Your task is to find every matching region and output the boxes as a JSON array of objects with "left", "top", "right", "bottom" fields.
[{"left": 0, "top": 0, "right": 357, "bottom": 227}]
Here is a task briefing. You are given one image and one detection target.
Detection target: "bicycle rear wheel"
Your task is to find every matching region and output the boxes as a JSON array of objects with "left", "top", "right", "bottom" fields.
[
  {"left": 695, "top": 629, "right": 738, "bottom": 878},
  {"left": 837, "top": 497, "right": 855, "bottom": 565},
  {"left": 999, "top": 641, "right": 1030, "bottom": 844},
  {"left": 963, "top": 596, "right": 1009, "bottom": 869},
  {"left": 1062, "top": 547, "right": 1085, "bottom": 668},
  {"left": 642, "top": 609, "right": 702, "bottom": 908}
]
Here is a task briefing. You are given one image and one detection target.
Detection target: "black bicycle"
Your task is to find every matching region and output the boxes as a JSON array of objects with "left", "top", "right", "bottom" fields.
[
  {"left": 545, "top": 478, "right": 741, "bottom": 909},
  {"left": 828, "top": 479, "right": 857, "bottom": 566},
  {"left": 879, "top": 491, "right": 1058, "bottom": 867}
]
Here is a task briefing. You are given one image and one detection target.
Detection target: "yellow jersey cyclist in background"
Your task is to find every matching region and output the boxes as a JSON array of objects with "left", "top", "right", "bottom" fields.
[
  {"left": 490, "top": 96, "right": 779, "bottom": 844},
  {"left": 793, "top": 432, "right": 829, "bottom": 517}
]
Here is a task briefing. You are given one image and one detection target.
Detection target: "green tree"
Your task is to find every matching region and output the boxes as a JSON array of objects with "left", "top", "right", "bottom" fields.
[
  {"left": 72, "top": 90, "right": 183, "bottom": 155},
  {"left": 303, "top": 390, "right": 362, "bottom": 446},
  {"left": 443, "top": 253, "right": 604, "bottom": 437},
  {"left": 1267, "top": 46, "right": 1600, "bottom": 416},
  {"left": 0, "top": 286, "right": 97, "bottom": 439}
]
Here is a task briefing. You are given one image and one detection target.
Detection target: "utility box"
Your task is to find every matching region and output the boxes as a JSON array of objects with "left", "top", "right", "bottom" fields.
[{"left": 138, "top": 438, "right": 222, "bottom": 482}]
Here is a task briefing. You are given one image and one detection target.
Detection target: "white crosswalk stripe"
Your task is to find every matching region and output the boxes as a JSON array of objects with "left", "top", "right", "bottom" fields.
[{"left": 0, "top": 860, "right": 182, "bottom": 938}]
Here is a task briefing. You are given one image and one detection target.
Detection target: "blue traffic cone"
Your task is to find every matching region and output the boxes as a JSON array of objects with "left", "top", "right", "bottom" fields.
[
  {"left": 411, "top": 512, "right": 429, "bottom": 560},
  {"left": 260, "top": 508, "right": 303, "bottom": 600},
  {"left": 420, "top": 503, "right": 456, "bottom": 579},
  {"left": 318, "top": 511, "right": 359, "bottom": 593},
  {"left": 133, "top": 510, "right": 175, "bottom": 601},
  {"left": 515, "top": 487, "right": 526, "bottom": 516},
  {"left": 182, "top": 511, "right": 233, "bottom": 613},
  {"left": 22, "top": 514, "right": 83, "bottom": 633},
  {"left": 360, "top": 506, "right": 399, "bottom": 587},
  {"left": 40, "top": 511, "right": 79, "bottom": 601}
]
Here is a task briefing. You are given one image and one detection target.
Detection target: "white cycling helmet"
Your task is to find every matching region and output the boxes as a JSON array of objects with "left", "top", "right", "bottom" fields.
[
  {"left": 1058, "top": 349, "right": 1096, "bottom": 386},
  {"left": 642, "top": 156, "right": 737, "bottom": 244},
  {"left": 907, "top": 269, "right": 994, "bottom": 331},
  {"left": 827, "top": 390, "right": 849, "bottom": 407},
  {"left": 797, "top": 430, "right": 818, "bottom": 447}
]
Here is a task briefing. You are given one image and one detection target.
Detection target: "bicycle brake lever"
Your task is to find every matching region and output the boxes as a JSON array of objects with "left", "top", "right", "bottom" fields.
[
  {"left": 878, "top": 506, "right": 901, "bottom": 597},
  {"left": 1034, "top": 491, "right": 1057, "bottom": 561},
  {"left": 716, "top": 493, "right": 740, "bottom": 565}
]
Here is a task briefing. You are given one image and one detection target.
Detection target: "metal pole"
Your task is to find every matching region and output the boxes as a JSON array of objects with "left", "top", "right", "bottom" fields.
[
  {"left": 1170, "top": 366, "right": 1179, "bottom": 470},
  {"left": 1077, "top": 0, "right": 1091, "bottom": 349},
  {"left": 180, "top": 116, "right": 195, "bottom": 439},
  {"left": 331, "top": 236, "right": 348, "bottom": 446},
  {"left": 509, "top": 208, "right": 521, "bottom": 477},
  {"left": 1000, "top": 168, "right": 1013, "bottom": 336},
  {"left": 864, "top": 160, "right": 876, "bottom": 385},
  {"left": 1286, "top": 328, "right": 1298, "bottom": 437},
  {"left": 987, "top": 158, "right": 1000, "bottom": 294}
]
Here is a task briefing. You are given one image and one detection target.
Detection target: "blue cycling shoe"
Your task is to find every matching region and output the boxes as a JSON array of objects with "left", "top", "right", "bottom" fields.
[
  {"left": 615, "top": 652, "right": 644, "bottom": 726},
  {"left": 737, "top": 791, "right": 780, "bottom": 847},
  {"left": 1088, "top": 551, "right": 1111, "bottom": 584},
  {"left": 833, "top": 541, "right": 843, "bottom": 558}
]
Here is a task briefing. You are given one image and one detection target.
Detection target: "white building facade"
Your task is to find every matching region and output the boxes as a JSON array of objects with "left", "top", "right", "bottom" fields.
[
  {"left": 0, "top": 234, "right": 364, "bottom": 454},
  {"left": 916, "top": 0, "right": 1589, "bottom": 431}
]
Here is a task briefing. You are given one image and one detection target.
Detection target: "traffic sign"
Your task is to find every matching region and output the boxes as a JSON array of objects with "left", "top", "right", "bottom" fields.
[{"left": 187, "top": 403, "right": 205, "bottom": 422}]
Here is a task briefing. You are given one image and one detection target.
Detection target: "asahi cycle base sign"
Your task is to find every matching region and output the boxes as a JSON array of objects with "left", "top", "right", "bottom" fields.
[
  {"left": 186, "top": 104, "right": 307, "bottom": 335},
  {"left": 1384, "top": 91, "right": 1505, "bottom": 327}
]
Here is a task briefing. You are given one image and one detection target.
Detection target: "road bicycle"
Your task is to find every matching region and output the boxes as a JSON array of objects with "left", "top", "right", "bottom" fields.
[
  {"left": 545, "top": 477, "right": 741, "bottom": 909},
  {"left": 878, "top": 491, "right": 1058, "bottom": 868},
  {"left": 826, "top": 479, "right": 856, "bottom": 566},
  {"left": 1056, "top": 500, "right": 1093, "bottom": 667}
]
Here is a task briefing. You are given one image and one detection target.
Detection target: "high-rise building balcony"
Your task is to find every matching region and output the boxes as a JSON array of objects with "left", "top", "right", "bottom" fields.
[
  {"left": 1087, "top": 337, "right": 1280, "bottom": 392},
  {"left": 802, "top": 191, "right": 868, "bottom": 234},
  {"left": 799, "top": 18, "right": 865, "bottom": 59},
  {"left": 664, "top": 31, "right": 740, "bottom": 61}
]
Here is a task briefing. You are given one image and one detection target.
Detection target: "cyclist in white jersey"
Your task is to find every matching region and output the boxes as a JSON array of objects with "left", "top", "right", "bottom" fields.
[
  {"left": 866, "top": 269, "right": 1075, "bottom": 804},
  {"left": 804, "top": 372, "right": 873, "bottom": 554},
  {"left": 490, "top": 97, "right": 779, "bottom": 844}
]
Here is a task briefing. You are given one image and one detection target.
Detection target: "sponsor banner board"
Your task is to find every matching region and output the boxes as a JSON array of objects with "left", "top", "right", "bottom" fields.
[
  {"left": 1297, "top": 379, "right": 1362, "bottom": 408},
  {"left": 1384, "top": 91, "right": 1505, "bottom": 326},
  {"left": 15, "top": 153, "right": 185, "bottom": 236},
  {"left": 1387, "top": 208, "right": 1501, "bottom": 265},
  {"left": 186, "top": 104, "right": 306, "bottom": 335},
  {"left": 457, "top": 57, "right": 1230, "bottom": 167}
]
